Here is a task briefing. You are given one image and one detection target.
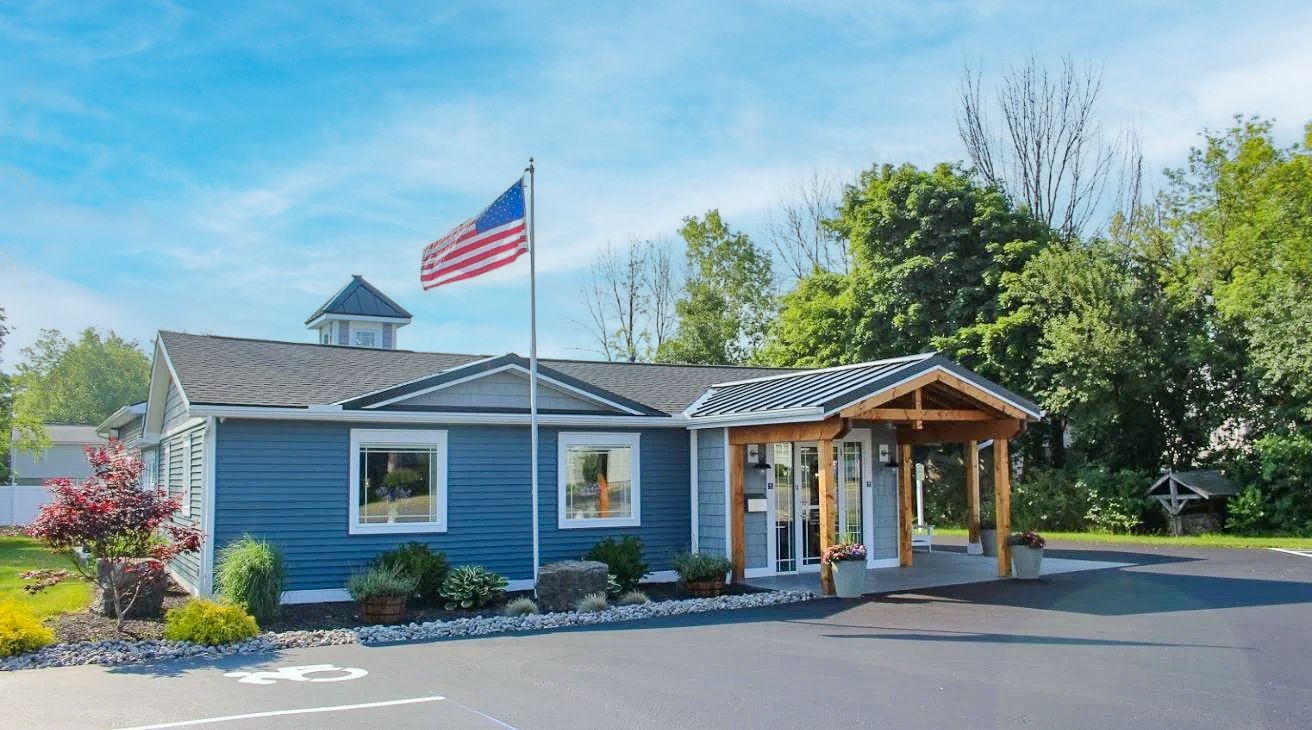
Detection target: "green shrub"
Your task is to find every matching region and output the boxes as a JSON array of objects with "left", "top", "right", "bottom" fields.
[
  {"left": 215, "top": 534, "right": 284, "bottom": 623},
  {"left": 1251, "top": 432, "right": 1312, "bottom": 533},
  {"left": 1226, "top": 486, "right": 1269, "bottom": 534},
  {"left": 503, "top": 597, "right": 539, "bottom": 616},
  {"left": 373, "top": 542, "right": 449, "bottom": 607},
  {"left": 347, "top": 564, "right": 418, "bottom": 601},
  {"left": 584, "top": 537, "right": 649, "bottom": 592},
  {"left": 616, "top": 589, "right": 649, "bottom": 605},
  {"left": 163, "top": 599, "right": 259, "bottom": 646},
  {"left": 673, "top": 552, "right": 732, "bottom": 582},
  {"left": 575, "top": 592, "right": 608, "bottom": 612},
  {"left": 440, "top": 565, "right": 507, "bottom": 610},
  {"left": 0, "top": 602, "right": 55, "bottom": 658}
]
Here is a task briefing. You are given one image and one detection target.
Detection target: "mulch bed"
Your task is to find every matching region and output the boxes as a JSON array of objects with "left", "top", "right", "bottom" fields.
[{"left": 47, "top": 579, "right": 767, "bottom": 642}]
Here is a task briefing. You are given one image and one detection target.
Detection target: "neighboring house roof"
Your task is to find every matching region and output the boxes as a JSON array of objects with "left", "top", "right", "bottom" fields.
[
  {"left": 10, "top": 424, "right": 104, "bottom": 444},
  {"left": 1146, "top": 470, "right": 1241, "bottom": 498},
  {"left": 305, "top": 275, "right": 413, "bottom": 324},
  {"left": 687, "top": 353, "right": 1044, "bottom": 421},
  {"left": 158, "top": 331, "right": 788, "bottom": 415},
  {"left": 97, "top": 402, "right": 147, "bottom": 436}
]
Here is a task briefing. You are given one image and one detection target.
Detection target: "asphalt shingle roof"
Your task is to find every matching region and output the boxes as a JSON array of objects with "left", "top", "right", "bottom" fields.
[{"left": 158, "top": 331, "right": 791, "bottom": 414}]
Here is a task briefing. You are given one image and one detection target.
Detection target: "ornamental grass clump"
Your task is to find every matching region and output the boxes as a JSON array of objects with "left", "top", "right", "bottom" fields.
[
  {"left": 439, "top": 565, "right": 507, "bottom": 610},
  {"left": 575, "top": 592, "right": 608, "bottom": 612},
  {"left": 163, "top": 598, "right": 259, "bottom": 646},
  {"left": 616, "top": 589, "right": 649, "bottom": 606},
  {"left": 216, "top": 535, "right": 284, "bottom": 623},
  {"left": 0, "top": 602, "right": 55, "bottom": 658},
  {"left": 347, "top": 564, "right": 418, "bottom": 601},
  {"left": 503, "top": 597, "right": 539, "bottom": 616}
]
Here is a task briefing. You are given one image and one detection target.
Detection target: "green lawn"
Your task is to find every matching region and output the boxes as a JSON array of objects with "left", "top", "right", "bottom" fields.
[
  {"left": 934, "top": 527, "right": 1312, "bottom": 550},
  {"left": 0, "top": 535, "right": 93, "bottom": 619}
]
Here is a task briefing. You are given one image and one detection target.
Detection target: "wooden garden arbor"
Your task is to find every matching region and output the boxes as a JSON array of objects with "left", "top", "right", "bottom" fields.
[{"left": 725, "top": 367, "right": 1035, "bottom": 594}]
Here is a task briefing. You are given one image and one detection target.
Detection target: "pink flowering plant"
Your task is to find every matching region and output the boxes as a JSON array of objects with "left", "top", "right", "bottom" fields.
[
  {"left": 821, "top": 542, "right": 866, "bottom": 565},
  {"left": 1008, "top": 531, "right": 1046, "bottom": 549},
  {"left": 27, "top": 440, "right": 201, "bottom": 630}
]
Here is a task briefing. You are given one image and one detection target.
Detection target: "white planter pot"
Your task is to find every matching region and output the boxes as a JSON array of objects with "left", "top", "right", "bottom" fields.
[
  {"left": 1012, "top": 546, "right": 1043, "bottom": 579},
  {"left": 832, "top": 560, "right": 866, "bottom": 598},
  {"left": 980, "top": 529, "right": 998, "bottom": 557}
]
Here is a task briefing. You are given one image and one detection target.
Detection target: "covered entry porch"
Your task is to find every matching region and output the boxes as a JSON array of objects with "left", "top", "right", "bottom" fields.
[{"left": 688, "top": 353, "right": 1044, "bottom": 595}]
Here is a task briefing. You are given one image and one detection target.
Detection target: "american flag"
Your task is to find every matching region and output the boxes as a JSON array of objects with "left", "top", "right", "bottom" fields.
[{"left": 421, "top": 180, "right": 528, "bottom": 289}]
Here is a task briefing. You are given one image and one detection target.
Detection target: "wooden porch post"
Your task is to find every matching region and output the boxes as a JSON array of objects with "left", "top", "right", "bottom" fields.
[
  {"left": 818, "top": 438, "right": 836, "bottom": 595},
  {"left": 730, "top": 443, "right": 746, "bottom": 582},
  {"left": 965, "top": 440, "right": 980, "bottom": 553},
  {"left": 993, "top": 437, "right": 1011, "bottom": 577},
  {"left": 898, "top": 443, "right": 913, "bottom": 567}
]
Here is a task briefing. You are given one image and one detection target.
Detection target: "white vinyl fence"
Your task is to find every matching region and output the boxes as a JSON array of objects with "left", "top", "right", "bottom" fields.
[{"left": 1, "top": 485, "right": 53, "bottom": 526}]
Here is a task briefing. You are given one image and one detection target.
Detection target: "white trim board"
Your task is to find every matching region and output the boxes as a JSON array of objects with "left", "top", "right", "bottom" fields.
[
  {"left": 347, "top": 428, "right": 449, "bottom": 535},
  {"left": 191, "top": 405, "right": 684, "bottom": 428},
  {"left": 556, "top": 432, "right": 642, "bottom": 529},
  {"left": 362, "top": 363, "right": 646, "bottom": 416}
]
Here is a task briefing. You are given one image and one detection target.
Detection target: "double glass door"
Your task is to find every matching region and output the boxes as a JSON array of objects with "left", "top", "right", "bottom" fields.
[{"left": 771, "top": 440, "right": 864, "bottom": 573}]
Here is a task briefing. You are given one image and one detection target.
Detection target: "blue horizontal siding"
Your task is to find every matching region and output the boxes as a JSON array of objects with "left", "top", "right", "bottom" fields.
[{"left": 213, "top": 420, "right": 691, "bottom": 593}]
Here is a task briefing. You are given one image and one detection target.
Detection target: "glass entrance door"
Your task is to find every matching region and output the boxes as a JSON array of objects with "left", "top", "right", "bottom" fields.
[
  {"left": 798, "top": 444, "right": 822, "bottom": 568},
  {"left": 772, "top": 443, "right": 795, "bottom": 573},
  {"left": 788, "top": 441, "right": 863, "bottom": 571}
]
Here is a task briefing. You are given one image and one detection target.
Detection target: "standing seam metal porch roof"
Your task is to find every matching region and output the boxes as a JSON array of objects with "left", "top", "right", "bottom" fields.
[{"left": 687, "top": 353, "right": 1043, "bottom": 420}]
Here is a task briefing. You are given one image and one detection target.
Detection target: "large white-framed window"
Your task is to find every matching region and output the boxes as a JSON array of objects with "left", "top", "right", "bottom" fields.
[
  {"left": 558, "top": 432, "right": 641, "bottom": 529},
  {"left": 349, "top": 429, "right": 448, "bottom": 535},
  {"left": 182, "top": 436, "right": 193, "bottom": 517}
]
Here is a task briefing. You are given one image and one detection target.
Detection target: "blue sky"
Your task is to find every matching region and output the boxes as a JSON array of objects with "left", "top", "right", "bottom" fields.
[{"left": 2, "top": 1, "right": 1310, "bottom": 367}]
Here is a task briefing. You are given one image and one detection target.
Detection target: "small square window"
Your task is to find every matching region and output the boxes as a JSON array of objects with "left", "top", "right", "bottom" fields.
[
  {"left": 558, "top": 433, "right": 641, "bottom": 528},
  {"left": 354, "top": 329, "right": 379, "bottom": 348}
]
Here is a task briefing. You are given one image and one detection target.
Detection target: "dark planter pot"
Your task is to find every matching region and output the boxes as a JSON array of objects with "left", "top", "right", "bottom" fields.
[
  {"left": 359, "top": 595, "right": 408, "bottom": 625},
  {"left": 685, "top": 577, "right": 726, "bottom": 597}
]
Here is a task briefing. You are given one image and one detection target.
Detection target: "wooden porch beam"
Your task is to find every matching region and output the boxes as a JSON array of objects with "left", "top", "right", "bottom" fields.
[
  {"left": 818, "top": 437, "right": 836, "bottom": 595},
  {"left": 729, "top": 443, "right": 746, "bottom": 582},
  {"left": 854, "top": 408, "right": 995, "bottom": 422},
  {"left": 912, "top": 388, "right": 923, "bottom": 429},
  {"left": 839, "top": 369, "right": 1030, "bottom": 421},
  {"left": 994, "top": 437, "right": 1011, "bottom": 577},
  {"left": 895, "top": 419, "right": 1025, "bottom": 445},
  {"left": 898, "top": 444, "right": 914, "bottom": 567},
  {"left": 727, "top": 416, "right": 850, "bottom": 446}
]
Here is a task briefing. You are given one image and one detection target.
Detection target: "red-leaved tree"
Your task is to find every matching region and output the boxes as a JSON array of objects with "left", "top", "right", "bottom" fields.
[{"left": 28, "top": 440, "right": 201, "bottom": 630}]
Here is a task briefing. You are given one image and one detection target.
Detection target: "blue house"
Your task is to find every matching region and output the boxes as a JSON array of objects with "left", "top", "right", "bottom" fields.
[{"left": 100, "top": 277, "right": 1042, "bottom": 602}]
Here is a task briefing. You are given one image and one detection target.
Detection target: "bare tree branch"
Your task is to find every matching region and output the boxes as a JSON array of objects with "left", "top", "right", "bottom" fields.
[
  {"left": 766, "top": 169, "right": 846, "bottom": 280},
  {"left": 575, "top": 238, "right": 681, "bottom": 362}
]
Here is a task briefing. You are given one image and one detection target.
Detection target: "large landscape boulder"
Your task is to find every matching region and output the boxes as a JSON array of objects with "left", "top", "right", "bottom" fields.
[
  {"left": 536, "top": 560, "right": 608, "bottom": 612},
  {"left": 96, "top": 558, "right": 167, "bottom": 619}
]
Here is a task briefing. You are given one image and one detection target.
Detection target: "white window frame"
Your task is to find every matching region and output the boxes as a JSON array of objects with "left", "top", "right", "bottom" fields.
[
  {"left": 159, "top": 443, "right": 169, "bottom": 493},
  {"left": 353, "top": 327, "right": 382, "bottom": 348},
  {"left": 348, "top": 428, "right": 448, "bottom": 535},
  {"left": 557, "top": 432, "right": 641, "bottom": 529}
]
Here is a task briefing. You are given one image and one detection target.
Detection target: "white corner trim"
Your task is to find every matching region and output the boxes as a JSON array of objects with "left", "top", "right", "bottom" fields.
[
  {"left": 200, "top": 417, "right": 218, "bottom": 596},
  {"left": 167, "top": 563, "right": 200, "bottom": 596},
  {"left": 348, "top": 428, "right": 449, "bottom": 535},
  {"left": 557, "top": 432, "right": 642, "bottom": 529},
  {"left": 689, "top": 429, "right": 699, "bottom": 553}
]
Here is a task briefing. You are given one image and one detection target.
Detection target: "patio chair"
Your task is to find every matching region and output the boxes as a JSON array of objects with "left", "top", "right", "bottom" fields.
[{"left": 911, "top": 523, "right": 934, "bottom": 552}]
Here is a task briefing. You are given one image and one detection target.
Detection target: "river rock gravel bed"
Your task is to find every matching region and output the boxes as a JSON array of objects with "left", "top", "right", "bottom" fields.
[{"left": 2, "top": 590, "right": 814, "bottom": 671}]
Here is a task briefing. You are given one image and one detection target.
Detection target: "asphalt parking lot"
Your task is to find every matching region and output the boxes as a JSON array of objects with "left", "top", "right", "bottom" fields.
[{"left": 3, "top": 542, "right": 1310, "bottom": 729}]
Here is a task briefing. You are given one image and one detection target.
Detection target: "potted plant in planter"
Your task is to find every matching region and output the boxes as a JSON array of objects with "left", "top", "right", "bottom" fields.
[
  {"left": 979, "top": 519, "right": 998, "bottom": 557},
  {"left": 348, "top": 564, "right": 418, "bottom": 624},
  {"left": 1008, "top": 531, "right": 1046, "bottom": 579},
  {"left": 673, "top": 552, "right": 733, "bottom": 597},
  {"left": 821, "top": 543, "right": 867, "bottom": 598}
]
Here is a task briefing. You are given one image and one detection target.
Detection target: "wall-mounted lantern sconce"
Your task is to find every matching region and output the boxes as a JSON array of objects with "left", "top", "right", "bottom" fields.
[
  {"left": 747, "top": 443, "right": 771, "bottom": 470},
  {"left": 880, "top": 443, "right": 898, "bottom": 468}
]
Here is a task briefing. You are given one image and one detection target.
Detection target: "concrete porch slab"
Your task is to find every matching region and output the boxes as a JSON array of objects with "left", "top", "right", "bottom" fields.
[{"left": 744, "top": 550, "right": 1132, "bottom": 596}]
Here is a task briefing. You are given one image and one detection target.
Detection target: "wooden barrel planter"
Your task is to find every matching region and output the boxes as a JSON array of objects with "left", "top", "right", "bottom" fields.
[
  {"left": 359, "top": 595, "right": 408, "bottom": 625},
  {"left": 686, "top": 577, "right": 725, "bottom": 597}
]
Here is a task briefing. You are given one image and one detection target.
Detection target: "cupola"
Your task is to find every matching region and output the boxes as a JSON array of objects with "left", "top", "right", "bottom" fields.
[{"left": 306, "top": 275, "right": 412, "bottom": 349}]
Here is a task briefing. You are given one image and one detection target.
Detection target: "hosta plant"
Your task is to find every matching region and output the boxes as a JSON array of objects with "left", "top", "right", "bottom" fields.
[{"left": 439, "top": 565, "right": 507, "bottom": 610}]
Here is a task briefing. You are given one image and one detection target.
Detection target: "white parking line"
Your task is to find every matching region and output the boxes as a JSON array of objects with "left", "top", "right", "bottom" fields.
[
  {"left": 1267, "top": 548, "right": 1312, "bottom": 558},
  {"left": 116, "top": 695, "right": 445, "bottom": 729}
]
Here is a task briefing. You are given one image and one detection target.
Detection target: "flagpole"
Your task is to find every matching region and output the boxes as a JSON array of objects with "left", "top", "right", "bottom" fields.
[{"left": 526, "top": 157, "right": 540, "bottom": 586}]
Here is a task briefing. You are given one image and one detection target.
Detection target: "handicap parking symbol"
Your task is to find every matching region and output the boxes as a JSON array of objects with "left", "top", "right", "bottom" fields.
[{"left": 224, "top": 663, "right": 369, "bottom": 685}]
